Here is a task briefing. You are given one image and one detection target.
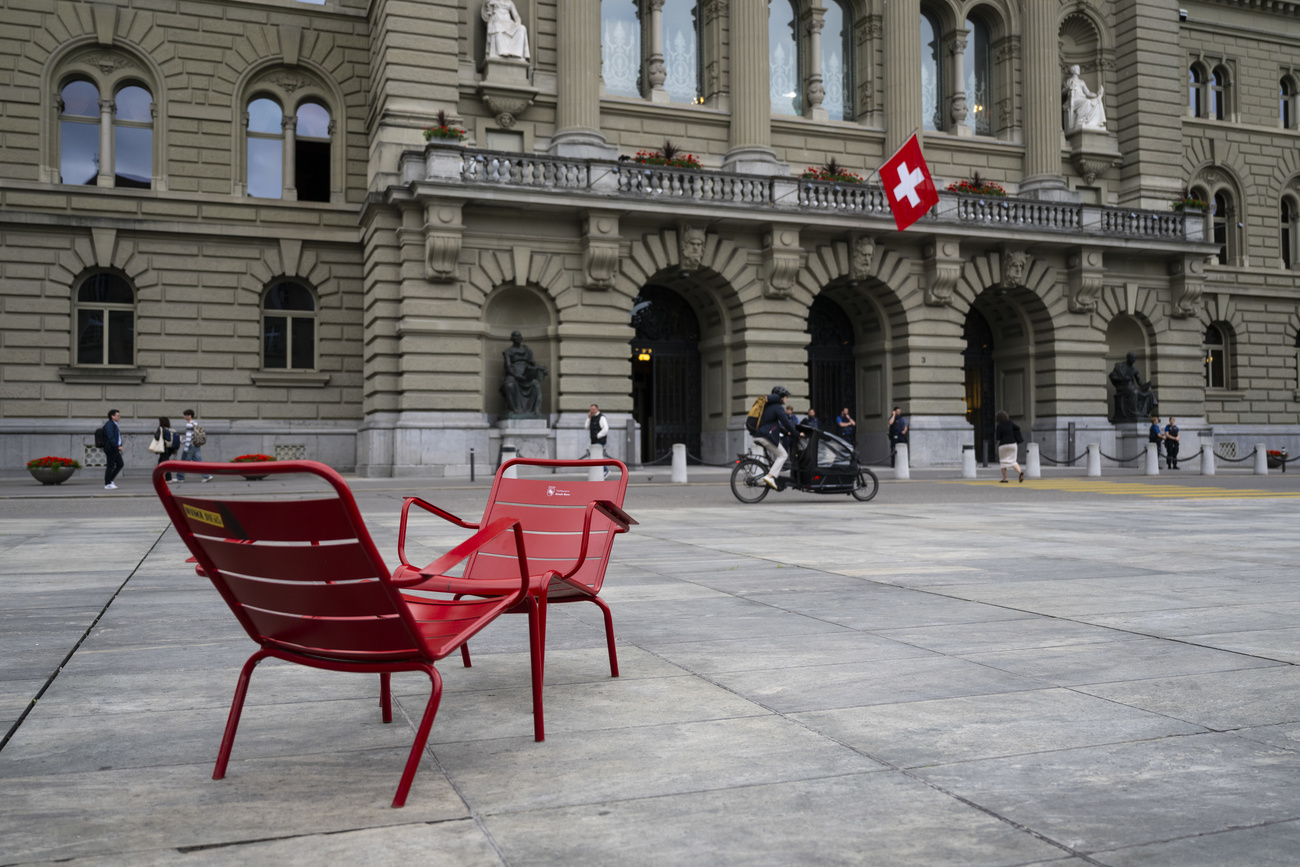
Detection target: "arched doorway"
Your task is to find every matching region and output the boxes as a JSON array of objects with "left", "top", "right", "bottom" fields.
[
  {"left": 631, "top": 285, "right": 701, "bottom": 462},
  {"left": 806, "top": 295, "right": 855, "bottom": 427},
  {"left": 963, "top": 307, "right": 996, "bottom": 462}
]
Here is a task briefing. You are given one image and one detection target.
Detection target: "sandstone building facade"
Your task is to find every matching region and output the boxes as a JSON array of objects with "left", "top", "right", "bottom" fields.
[{"left": 2, "top": 0, "right": 1299, "bottom": 475}]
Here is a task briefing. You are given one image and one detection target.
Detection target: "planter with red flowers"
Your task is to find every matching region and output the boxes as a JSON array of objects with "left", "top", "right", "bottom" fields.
[
  {"left": 800, "top": 159, "right": 864, "bottom": 184},
  {"left": 946, "top": 173, "right": 1007, "bottom": 197},
  {"left": 26, "top": 456, "right": 81, "bottom": 485},
  {"left": 1267, "top": 449, "right": 1288, "bottom": 470},
  {"left": 231, "top": 454, "right": 275, "bottom": 481},
  {"left": 423, "top": 110, "right": 467, "bottom": 144},
  {"left": 631, "top": 140, "right": 702, "bottom": 170}
]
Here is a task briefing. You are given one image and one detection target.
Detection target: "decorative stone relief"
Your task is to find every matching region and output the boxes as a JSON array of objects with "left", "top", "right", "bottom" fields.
[
  {"left": 1067, "top": 248, "right": 1105, "bottom": 313},
  {"left": 1002, "top": 250, "right": 1031, "bottom": 288},
  {"left": 762, "top": 227, "right": 802, "bottom": 299},
  {"left": 581, "top": 213, "right": 621, "bottom": 290},
  {"left": 679, "top": 225, "right": 706, "bottom": 272},
  {"left": 850, "top": 234, "right": 875, "bottom": 282},
  {"left": 264, "top": 72, "right": 315, "bottom": 93},
  {"left": 424, "top": 203, "right": 463, "bottom": 283},
  {"left": 702, "top": 0, "right": 728, "bottom": 24},
  {"left": 923, "top": 241, "right": 962, "bottom": 307},
  {"left": 1168, "top": 256, "right": 1206, "bottom": 318},
  {"left": 81, "top": 51, "right": 136, "bottom": 75}
]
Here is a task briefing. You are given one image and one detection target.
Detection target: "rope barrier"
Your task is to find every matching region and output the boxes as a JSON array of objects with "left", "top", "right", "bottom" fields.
[
  {"left": 686, "top": 452, "right": 740, "bottom": 468},
  {"left": 1034, "top": 447, "right": 1086, "bottom": 466},
  {"left": 1214, "top": 447, "right": 1258, "bottom": 463},
  {"left": 1098, "top": 449, "right": 1146, "bottom": 463}
]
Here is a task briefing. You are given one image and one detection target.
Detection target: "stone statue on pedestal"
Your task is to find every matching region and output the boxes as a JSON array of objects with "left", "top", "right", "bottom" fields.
[
  {"left": 1109, "top": 351, "right": 1158, "bottom": 422},
  {"left": 500, "top": 331, "right": 547, "bottom": 417},
  {"left": 1063, "top": 65, "right": 1106, "bottom": 131},
  {"left": 483, "top": 0, "right": 530, "bottom": 61}
]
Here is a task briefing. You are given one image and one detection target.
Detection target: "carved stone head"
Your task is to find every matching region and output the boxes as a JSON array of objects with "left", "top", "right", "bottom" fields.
[
  {"left": 680, "top": 225, "right": 706, "bottom": 271},
  {"left": 850, "top": 235, "right": 875, "bottom": 281},
  {"left": 1003, "top": 251, "right": 1030, "bottom": 287}
]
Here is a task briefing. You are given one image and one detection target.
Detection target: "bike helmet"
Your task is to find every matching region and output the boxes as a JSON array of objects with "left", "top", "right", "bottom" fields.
[{"left": 771, "top": 385, "right": 790, "bottom": 399}]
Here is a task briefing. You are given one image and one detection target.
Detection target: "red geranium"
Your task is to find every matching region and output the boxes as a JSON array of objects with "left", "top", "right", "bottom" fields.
[
  {"left": 26, "top": 456, "right": 81, "bottom": 470},
  {"left": 231, "top": 454, "right": 275, "bottom": 463}
]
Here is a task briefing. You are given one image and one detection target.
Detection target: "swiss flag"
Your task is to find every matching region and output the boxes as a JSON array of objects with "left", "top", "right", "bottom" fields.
[{"left": 880, "top": 134, "right": 939, "bottom": 232}]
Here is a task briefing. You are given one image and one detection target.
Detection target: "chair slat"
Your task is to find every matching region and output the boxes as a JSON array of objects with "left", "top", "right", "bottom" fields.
[
  {"left": 243, "top": 609, "right": 423, "bottom": 656},
  {"left": 173, "top": 496, "right": 356, "bottom": 542},
  {"left": 201, "top": 538, "right": 378, "bottom": 584},
  {"left": 222, "top": 573, "right": 396, "bottom": 618}
]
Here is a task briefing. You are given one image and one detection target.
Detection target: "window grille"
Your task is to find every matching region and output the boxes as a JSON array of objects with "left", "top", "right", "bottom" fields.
[{"left": 275, "top": 443, "right": 307, "bottom": 461}]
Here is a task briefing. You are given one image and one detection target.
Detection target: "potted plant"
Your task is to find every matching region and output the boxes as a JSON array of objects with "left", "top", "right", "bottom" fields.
[
  {"left": 1267, "top": 448, "right": 1287, "bottom": 469},
  {"left": 423, "top": 110, "right": 467, "bottom": 144},
  {"left": 231, "top": 454, "right": 275, "bottom": 481},
  {"left": 946, "top": 172, "right": 1007, "bottom": 197},
  {"left": 26, "top": 456, "right": 81, "bottom": 485},
  {"left": 800, "top": 158, "right": 864, "bottom": 184},
  {"left": 631, "top": 140, "right": 702, "bottom": 170},
  {"left": 1171, "top": 190, "right": 1209, "bottom": 212}
]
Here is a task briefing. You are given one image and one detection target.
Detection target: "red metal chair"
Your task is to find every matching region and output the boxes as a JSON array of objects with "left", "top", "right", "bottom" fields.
[
  {"left": 394, "top": 457, "right": 636, "bottom": 737},
  {"left": 152, "top": 459, "right": 541, "bottom": 808}
]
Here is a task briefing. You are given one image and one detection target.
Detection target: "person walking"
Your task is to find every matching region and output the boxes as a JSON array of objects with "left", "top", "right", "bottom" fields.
[
  {"left": 153, "top": 416, "right": 181, "bottom": 482},
  {"left": 888, "top": 407, "right": 908, "bottom": 467},
  {"left": 102, "top": 409, "right": 124, "bottom": 490},
  {"left": 1164, "top": 416, "right": 1181, "bottom": 469},
  {"left": 176, "top": 409, "right": 213, "bottom": 483},
  {"left": 994, "top": 410, "right": 1024, "bottom": 483},
  {"left": 587, "top": 403, "right": 610, "bottom": 478}
]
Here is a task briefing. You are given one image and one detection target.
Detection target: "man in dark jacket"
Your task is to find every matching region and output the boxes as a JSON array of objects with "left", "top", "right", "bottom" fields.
[
  {"left": 103, "top": 409, "right": 124, "bottom": 490},
  {"left": 587, "top": 403, "right": 610, "bottom": 478},
  {"left": 754, "top": 386, "right": 798, "bottom": 489}
]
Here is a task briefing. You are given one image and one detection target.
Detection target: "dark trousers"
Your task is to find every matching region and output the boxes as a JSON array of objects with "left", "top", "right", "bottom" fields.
[
  {"left": 156, "top": 449, "right": 177, "bottom": 480},
  {"left": 1166, "top": 443, "right": 1179, "bottom": 467},
  {"left": 104, "top": 447, "right": 124, "bottom": 485}
]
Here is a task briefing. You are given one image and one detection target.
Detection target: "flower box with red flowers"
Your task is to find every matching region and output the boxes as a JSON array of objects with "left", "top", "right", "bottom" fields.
[
  {"left": 630, "top": 140, "right": 701, "bottom": 170},
  {"left": 799, "top": 158, "right": 863, "bottom": 184},
  {"left": 231, "top": 454, "right": 275, "bottom": 481},
  {"left": 946, "top": 178, "right": 1007, "bottom": 197},
  {"left": 26, "top": 456, "right": 81, "bottom": 485},
  {"left": 423, "top": 109, "right": 466, "bottom": 143},
  {"left": 1267, "top": 449, "right": 1287, "bottom": 469}
]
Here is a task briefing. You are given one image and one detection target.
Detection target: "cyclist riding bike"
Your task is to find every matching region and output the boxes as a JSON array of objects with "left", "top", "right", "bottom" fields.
[{"left": 753, "top": 385, "right": 798, "bottom": 489}]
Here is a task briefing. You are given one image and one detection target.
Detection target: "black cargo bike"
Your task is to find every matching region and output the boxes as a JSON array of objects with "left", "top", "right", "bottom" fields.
[{"left": 730, "top": 423, "right": 879, "bottom": 503}]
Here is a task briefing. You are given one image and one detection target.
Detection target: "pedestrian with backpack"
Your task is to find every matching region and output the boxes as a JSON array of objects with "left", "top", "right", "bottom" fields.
[
  {"left": 101, "top": 409, "right": 124, "bottom": 490},
  {"left": 752, "top": 386, "right": 798, "bottom": 489},
  {"left": 176, "top": 409, "right": 212, "bottom": 483}
]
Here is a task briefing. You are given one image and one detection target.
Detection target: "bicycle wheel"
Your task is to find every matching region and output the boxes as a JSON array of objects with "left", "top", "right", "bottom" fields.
[
  {"left": 730, "top": 457, "right": 771, "bottom": 504},
  {"left": 850, "top": 467, "right": 879, "bottom": 501}
]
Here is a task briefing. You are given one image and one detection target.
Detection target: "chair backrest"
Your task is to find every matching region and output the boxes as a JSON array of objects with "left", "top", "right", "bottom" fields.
[
  {"left": 466, "top": 458, "right": 629, "bottom": 593},
  {"left": 153, "top": 460, "right": 431, "bottom": 662}
]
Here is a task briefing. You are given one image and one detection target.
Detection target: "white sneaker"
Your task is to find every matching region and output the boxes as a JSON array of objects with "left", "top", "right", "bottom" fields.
[
  {"left": 201, "top": 476, "right": 213, "bottom": 482},
  {"left": 104, "top": 483, "right": 117, "bottom": 490},
  {"left": 761, "top": 475, "right": 777, "bottom": 489}
]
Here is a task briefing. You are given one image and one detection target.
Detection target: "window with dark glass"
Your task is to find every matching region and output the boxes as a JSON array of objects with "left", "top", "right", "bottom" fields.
[
  {"left": 76, "top": 273, "right": 135, "bottom": 366},
  {"left": 1204, "top": 324, "right": 1227, "bottom": 389},
  {"left": 1213, "top": 192, "right": 1230, "bottom": 264},
  {"left": 59, "top": 80, "right": 100, "bottom": 185},
  {"left": 1189, "top": 67, "right": 1203, "bottom": 117},
  {"left": 963, "top": 16, "right": 992, "bottom": 135},
  {"left": 1283, "top": 198, "right": 1295, "bottom": 269},
  {"left": 769, "top": 0, "right": 800, "bottom": 116},
  {"left": 921, "top": 12, "right": 943, "bottom": 130},
  {"left": 1282, "top": 78, "right": 1294, "bottom": 129},
  {"left": 1210, "top": 66, "right": 1227, "bottom": 120},
  {"left": 263, "top": 282, "right": 316, "bottom": 369},
  {"left": 822, "top": 1, "right": 852, "bottom": 121},
  {"left": 294, "top": 102, "right": 332, "bottom": 203},
  {"left": 247, "top": 97, "right": 284, "bottom": 199}
]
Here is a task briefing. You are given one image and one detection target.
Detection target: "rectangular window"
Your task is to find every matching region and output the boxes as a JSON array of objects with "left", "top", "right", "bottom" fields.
[
  {"left": 291, "top": 317, "right": 315, "bottom": 369},
  {"left": 295, "top": 139, "right": 331, "bottom": 202},
  {"left": 77, "top": 309, "right": 104, "bottom": 364},
  {"left": 107, "top": 310, "right": 134, "bottom": 365},
  {"left": 60, "top": 121, "right": 100, "bottom": 185},
  {"left": 264, "top": 315, "right": 287, "bottom": 368},
  {"left": 247, "top": 137, "right": 283, "bottom": 199},
  {"left": 114, "top": 125, "right": 152, "bottom": 189}
]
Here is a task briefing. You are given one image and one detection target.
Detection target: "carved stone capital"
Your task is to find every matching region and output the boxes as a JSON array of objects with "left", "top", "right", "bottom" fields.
[
  {"left": 762, "top": 225, "right": 803, "bottom": 299},
  {"left": 1168, "top": 255, "right": 1206, "bottom": 318},
  {"left": 424, "top": 203, "right": 464, "bottom": 283},
  {"left": 923, "top": 240, "right": 962, "bottom": 307},
  {"left": 581, "top": 212, "right": 621, "bottom": 290},
  {"left": 1067, "top": 247, "right": 1105, "bottom": 313},
  {"left": 647, "top": 57, "right": 667, "bottom": 89}
]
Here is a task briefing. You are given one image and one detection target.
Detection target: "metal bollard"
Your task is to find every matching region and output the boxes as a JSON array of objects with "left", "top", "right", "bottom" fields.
[
  {"left": 1145, "top": 442, "right": 1160, "bottom": 476},
  {"left": 894, "top": 443, "right": 910, "bottom": 480},
  {"left": 1086, "top": 443, "right": 1101, "bottom": 477},
  {"left": 501, "top": 445, "right": 518, "bottom": 478},
  {"left": 1025, "top": 442, "right": 1042, "bottom": 479},
  {"left": 1201, "top": 439, "right": 1215, "bottom": 475},
  {"left": 1254, "top": 443, "right": 1269, "bottom": 475},
  {"left": 671, "top": 443, "right": 687, "bottom": 483},
  {"left": 961, "top": 445, "right": 976, "bottom": 479},
  {"left": 587, "top": 443, "right": 604, "bottom": 482}
]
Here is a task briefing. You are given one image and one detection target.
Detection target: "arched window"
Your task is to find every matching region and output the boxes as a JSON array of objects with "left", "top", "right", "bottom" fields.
[
  {"left": 601, "top": 0, "right": 641, "bottom": 98},
  {"left": 294, "top": 102, "right": 332, "bottom": 203},
  {"left": 1203, "top": 323, "right": 1230, "bottom": 389},
  {"left": 921, "top": 11, "right": 944, "bottom": 131},
  {"left": 1189, "top": 66, "right": 1204, "bottom": 117},
  {"left": 769, "top": 0, "right": 801, "bottom": 116},
  {"left": 1213, "top": 191, "right": 1231, "bottom": 265},
  {"left": 59, "top": 79, "right": 100, "bottom": 186},
  {"left": 821, "top": 1, "right": 853, "bottom": 121},
  {"left": 662, "top": 0, "right": 701, "bottom": 104},
  {"left": 963, "top": 15, "right": 993, "bottom": 135},
  {"left": 246, "top": 97, "right": 284, "bottom": 199},
  {"left": 1283, "top": 197, "right": 1297, "bottom": 270},
  {"left": 262, "top": 281, "right": 317, "bottom": 370},
  {"left": 1282, "top": 77, "right": 1295, "bottom": 129},
  {"left": 1210, "top": 65, "right": 1228, "bottom": 120},
  {"left": 75, "top": 273, "right": 135, "bottom": 366},
  {"left": 113, "top": 85, "right": 153, "bottom": 189}
]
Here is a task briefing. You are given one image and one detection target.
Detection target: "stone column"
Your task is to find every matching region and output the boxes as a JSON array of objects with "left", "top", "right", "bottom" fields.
[
  {"left": 97, "top": 97, "right": 115, "bottom": 187},
  {"left": 282, "top": 115, "right": 297, "bottom": 200},
  {"left": 647, "top": 0, "right": 670, "bottom": 103},
  {"left": 883, "top": 0, "right": 921, "bottom": 153},
  {"left": 552, "top": 0, "right": 614, "bottom": 157},
  {"left": 803, "top": 9, "right": 827, "bottom": 121},
  {"left": 1019, "top": 0, "right": 1070, "bottom": 198},
  {"left": 723, "top": 0, "right": 781, "bottom": 174},
  {"left": 947, "top": 28, "right": 970, "bottom": 135}
]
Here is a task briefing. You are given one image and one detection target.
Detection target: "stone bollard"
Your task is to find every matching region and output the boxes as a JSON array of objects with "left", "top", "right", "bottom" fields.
[
  {"left": 1086, "top": 443, "right": 1101, "bottom": 477},
  {"left": 587, "top": 443, "right": 604, "bottom": 482},
  {"left": 1145, "top": 442, "right": 1160, "bottom": 476},
  {"left": 501, "top": 444, "right": 518, "bottom": 478},
  {"left": 1201, "top": 439, "right": 1215, "bottom": 476},
  {"left": 1025, "top": 443, "right": 1042, "bottom": 479},
  {"left": 671, "top": 443, "right": 688, "bottom": 483},
  {"left": 961, "top": 445, "right": 976, "bottom": 479},
  {"left": 1254, "top": 443, "right": 1269, "bottom": 475},
  {"left": 894, "top": 443, "right": 910, "bottom": 480}
]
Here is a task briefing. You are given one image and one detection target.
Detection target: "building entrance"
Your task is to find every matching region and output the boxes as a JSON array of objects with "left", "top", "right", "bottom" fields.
[
  {"left": 963, "top": 307, "right": 996, "bottom": 464},
  {"left": 631, "top": 285, "right": 702, "bottom": 463},
  {"left": 806, "top": 295, "right": 855, "bottom": 427}
]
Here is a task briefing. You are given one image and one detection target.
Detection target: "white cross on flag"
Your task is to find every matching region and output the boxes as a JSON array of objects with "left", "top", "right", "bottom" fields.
[{"left": 880, "top": 133, "right": 939, "bottom": 232}]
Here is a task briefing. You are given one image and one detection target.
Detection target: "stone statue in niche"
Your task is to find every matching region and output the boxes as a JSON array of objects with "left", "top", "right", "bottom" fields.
[
  {"left": 500, "top": 330, "right": 548, "bottom": 417},
  {"left": 680, "top": 226, "right": 706, "bottom": 272},
  {"left": 1063, "top": 65, "right": 1106, "bottom": 131},
  {"left": 483, "top": 0, "right": 530, "bottom": 61},
  {"left": 1108, "top": 351, "right": 1158, "bottom": 422}
]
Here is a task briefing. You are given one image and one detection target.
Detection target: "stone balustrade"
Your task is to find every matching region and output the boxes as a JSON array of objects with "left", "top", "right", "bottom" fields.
[{"left": 407, "top": 146, "right": 1202, "bottom": 243}]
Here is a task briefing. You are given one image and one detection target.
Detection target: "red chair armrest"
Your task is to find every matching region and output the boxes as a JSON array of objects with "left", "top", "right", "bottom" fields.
[
  {"left": 397, "top": 497, "right": 480, "bottom": 568},
  {"left": 552, "top": 499, "right": 638, "bottom": 587},
  {"left": 393, "top": 516, "right": 531, "bottom": 607}
]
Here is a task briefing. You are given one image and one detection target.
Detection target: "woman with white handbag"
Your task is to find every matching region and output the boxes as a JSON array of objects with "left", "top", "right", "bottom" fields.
[{"left": 150, "top": 416, "right": 181, "bottom": 482}]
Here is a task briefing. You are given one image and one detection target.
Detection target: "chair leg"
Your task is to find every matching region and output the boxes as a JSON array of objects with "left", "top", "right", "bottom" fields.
[
  {"left": 380, "top": 672, "right": 392, "bottom": 723},
  {"left": 526, "top": 595, "right": 545, "bottom": 742},
  {"left": 589, "top": 596, "right": 620, "bottom": 678},
  {"left": 213, "top": 650, "right": 269, "bottom": 780},
  {"left": 460, "top": 643, "right": 472, "bottom": 668},
  {"left": 393, "top": 665, "right": 442, "bottom": 809}
]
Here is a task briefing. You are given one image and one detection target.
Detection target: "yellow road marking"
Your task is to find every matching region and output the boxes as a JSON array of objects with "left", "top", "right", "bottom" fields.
[{"left": 942, "top": 479, "right": 1300, "bottom": 499}]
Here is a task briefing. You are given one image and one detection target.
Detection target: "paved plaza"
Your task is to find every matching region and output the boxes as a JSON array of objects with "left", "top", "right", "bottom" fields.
[{"left": 2, "top": 467, "right": 1300, "bottom": 865}]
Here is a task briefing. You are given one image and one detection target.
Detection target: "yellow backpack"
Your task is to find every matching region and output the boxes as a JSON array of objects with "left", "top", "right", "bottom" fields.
[{"left": 744, "top": 396, "right": 767, "bottom": 434}]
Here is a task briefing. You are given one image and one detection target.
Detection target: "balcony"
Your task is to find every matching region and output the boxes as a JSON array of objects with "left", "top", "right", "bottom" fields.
[{"left": 398, "top": 146, "right": 1205, "bottom": 249}]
